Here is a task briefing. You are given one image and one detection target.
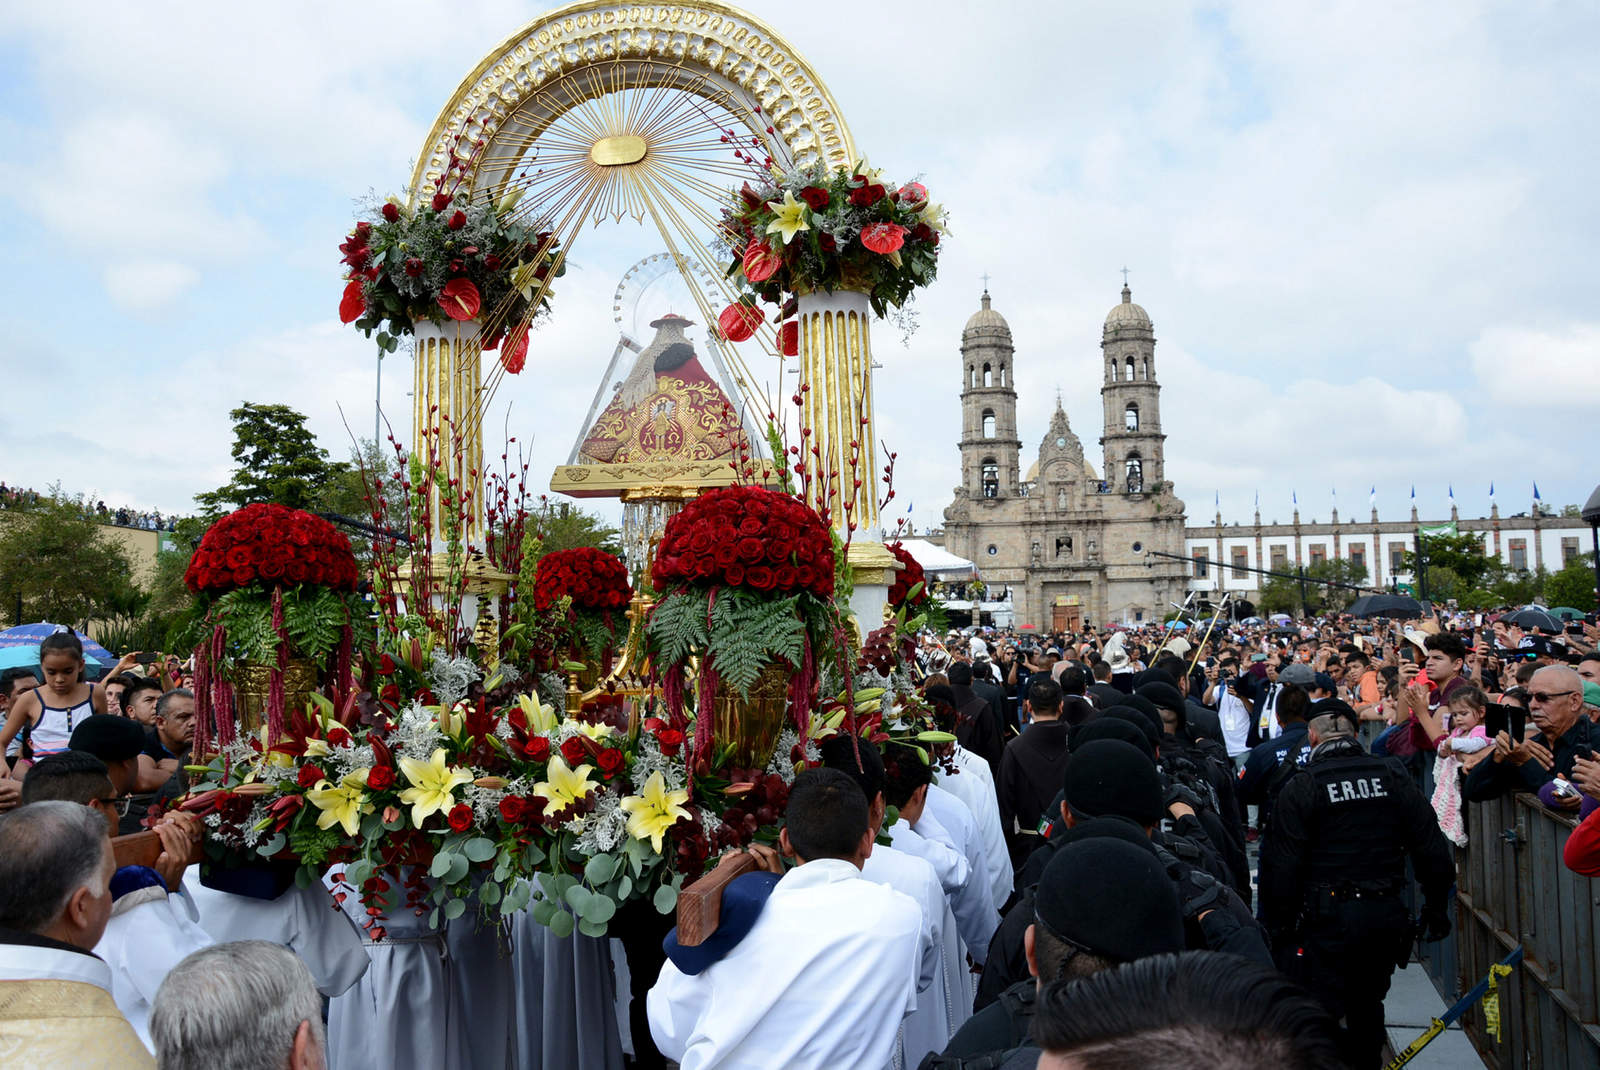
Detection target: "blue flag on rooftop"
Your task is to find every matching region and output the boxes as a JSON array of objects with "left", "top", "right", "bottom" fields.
[{"left": 1534, "top": 482, "right": 1542, "bottom": 501}]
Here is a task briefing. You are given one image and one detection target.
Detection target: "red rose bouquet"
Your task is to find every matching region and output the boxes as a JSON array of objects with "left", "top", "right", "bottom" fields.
[
  {"left": 337, "top": 184, "right": 565, "bottom": 373},
  {"left": 532, "top": 547, "right": 633, "bottom": 666},
  {"left": 647, "top": 486, "right": 847, "bottom": 775},
  {"left": 717, "top": 161, "right": 948, "bottom": 323},
  {"left": 182, "top": 504, "right": 364, "bottom": 750}
]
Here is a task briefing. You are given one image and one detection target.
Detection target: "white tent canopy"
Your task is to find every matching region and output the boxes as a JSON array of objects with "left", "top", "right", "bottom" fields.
[{"left": 896, "top": 538, "right": 977, "bottom": 580}]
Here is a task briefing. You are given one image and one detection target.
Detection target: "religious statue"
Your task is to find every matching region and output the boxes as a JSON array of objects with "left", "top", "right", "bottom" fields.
[{"left": 577, "top": 313, "right": 741, "bottom": 465}]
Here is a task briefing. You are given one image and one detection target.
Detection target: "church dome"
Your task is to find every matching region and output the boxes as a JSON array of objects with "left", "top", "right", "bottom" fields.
[
  {"left": 1103, "top": 283, "right": 1152, "bottom": 334},
  {"left": 964, "top": 291, "right": 1011, "bottom": 334}
]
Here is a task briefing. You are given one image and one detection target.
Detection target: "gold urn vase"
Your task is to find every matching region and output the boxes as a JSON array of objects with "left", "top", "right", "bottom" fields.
[
  {"left": 710, "top": 662, "right": 790, "bottom": 771},
  {"left": 235, "top": 660, "right": 318, "bottom": 734}
]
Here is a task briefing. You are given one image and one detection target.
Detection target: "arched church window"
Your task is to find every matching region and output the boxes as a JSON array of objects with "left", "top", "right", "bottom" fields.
[
  {"left": 981, "top": 459, "right": 999, "bottom": 499},
  {"left": 1125, "top": 356, "right": 1136, "bottom": 381},
  {"left": 983, "top": 363, "right": 993, "bottom": 387},
  {"left": 1143, "top": 356, "right": 1151, "bottom": 380},
  {"left": 969, "top": 365, "right": 976, "bottom": 388},
  {"left": 982, "top": 410, "right": 996, "bottom": 438},
  {"left": 1109, "top": 359, "right": 1118, "bottom": 382},
  {"left": 1124, "top": 403, "right": 1139, "bottom": 431},
  {"left": 1125, "top": 455, "right": 1143, "bottom": 493}
]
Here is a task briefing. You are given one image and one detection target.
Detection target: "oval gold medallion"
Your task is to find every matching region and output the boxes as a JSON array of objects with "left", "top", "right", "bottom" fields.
[{"left": 590, "top": 135, "right": 648, "bottom": 167}]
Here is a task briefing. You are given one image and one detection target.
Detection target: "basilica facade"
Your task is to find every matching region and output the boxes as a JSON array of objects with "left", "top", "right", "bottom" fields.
[{"left": 938, "top": 285, "right": 1189, "bottom": 630}]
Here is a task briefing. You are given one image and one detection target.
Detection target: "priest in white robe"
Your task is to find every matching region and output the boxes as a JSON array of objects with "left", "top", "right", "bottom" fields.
[
  {"left": 936, "top": 744, "right": 1014, "bottom": 911},
  {"left": 647, "top": 769, "right": 922, "bottom": 1070},
  {"left": 883, "top": 753, "right": 998, "bottom": 970},
  {"left": 822, "top": 737, "right": 964, "bottom": 1066}
]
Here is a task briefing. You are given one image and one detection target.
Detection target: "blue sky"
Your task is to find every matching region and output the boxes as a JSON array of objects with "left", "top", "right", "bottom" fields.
[{"left": 1, "top": 0, "right": 1596, "bottom": 531}]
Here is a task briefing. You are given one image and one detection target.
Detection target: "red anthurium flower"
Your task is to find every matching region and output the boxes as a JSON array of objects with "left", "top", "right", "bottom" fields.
[
  {"left": 860, "top": 223, "right": 907, "bottom": 255},
  {"left": 742, "top": 239, "right": 782, "bottom": 283},
  {"left": 438, "top": 278, "right": 482, "bottom": 321},
  {"left": 501, "top": 326, "right": 529, "bottom": 374},
  {"left": 778, "top": 321, "right": 798, "bottom": 357},
  {"left": 381, "top": 202, "right": 401, "bottom": 223},
  {"left": 432, "top": 192, "right": 452, "bottom": 212},
  {"left": 897, "top": 182, "right": 928, "bottom": 211},
  {"left": 718, "top": 302, "right": 764, "bottom": 343},
  {"left": 339, "top": 279, "right": 366, "bottom": 324},
  {"left": 447, "top": 210, "right": 467, "bottom": 230}
]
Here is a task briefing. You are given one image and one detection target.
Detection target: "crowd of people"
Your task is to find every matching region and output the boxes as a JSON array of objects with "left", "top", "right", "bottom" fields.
[
  {"left": 0, "top": 605, "right": 1595, "bottom": 1068},
  {"left": 0, "top": 480, "right": 184, "bottom": 531}
]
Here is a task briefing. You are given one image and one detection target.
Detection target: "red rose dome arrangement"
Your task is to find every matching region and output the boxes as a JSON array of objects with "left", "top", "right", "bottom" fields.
[
  {"left": 531, "top": 547, "right": 633, "bottom": 668},
  {"left": 647, "top": 486, "right": 847, "bottom": 776},
  {"left": 184, "top": 504, "right": 365, "bottom": 750}
]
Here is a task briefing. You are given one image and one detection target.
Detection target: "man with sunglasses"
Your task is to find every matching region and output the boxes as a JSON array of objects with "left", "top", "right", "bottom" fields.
[{"left": 1464, "top": 665, "right": 1594, "bottom": 803}]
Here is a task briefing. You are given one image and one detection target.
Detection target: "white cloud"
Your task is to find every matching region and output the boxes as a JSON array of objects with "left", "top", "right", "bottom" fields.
[
  {"left": 102, "top": 260, "right": 200, "bottom": 310},
  {"left": 1469, "top": 324, "right": 1600, "bottom": 407}
]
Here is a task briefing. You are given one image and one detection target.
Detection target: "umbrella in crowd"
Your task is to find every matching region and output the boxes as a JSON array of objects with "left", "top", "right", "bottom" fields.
[
  {"left": 0, "top": 622, "right": 117, "bottom": 663},
  {"left": 1548, "top": 606, "right": 1586, "bottom": 622},
  {"left": 1502, "top": 608, "right": 1563, "bottom": 634},
  {"left": 0, "top": 646, "right": 104, "bottom": 673},
  {"left": 1268, "top": 613, "right": 1293, "bottom": 624},
  {"left": 1241, "top": 616, "right": 1265, "bottom": 625},
  {"left": 1348, "top": 593, "right": 1426, "bottom": 620}
]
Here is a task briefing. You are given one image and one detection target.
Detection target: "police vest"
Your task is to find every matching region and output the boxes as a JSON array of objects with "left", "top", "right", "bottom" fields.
[{"left": 1299, "top": 750, "right": 1411, "bottom": 889}]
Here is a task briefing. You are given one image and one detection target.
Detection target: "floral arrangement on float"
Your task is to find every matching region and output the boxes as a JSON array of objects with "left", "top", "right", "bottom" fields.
[
  {"left": 716, "top": 159, "right": 949, "bottom": 339},
  {"left": 176, "top": 668, "right": 820, "bottom": 939},
  {"left": 645, "top": 484, "right": 850, "bottom": 774},
  {"left": 531, "top": 547, "right": 633, "bottom": 671},
  {"left": 182, "top": 503, "right": 365, "bottom": 746},
  {"left": 337, "top": 182, "right": 564, "bottom": 373}
]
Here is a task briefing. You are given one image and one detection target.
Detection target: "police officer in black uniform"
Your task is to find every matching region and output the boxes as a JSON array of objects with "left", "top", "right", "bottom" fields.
[{"left": 1258, "top": 706, "right": 1454, "bottom": 1068}]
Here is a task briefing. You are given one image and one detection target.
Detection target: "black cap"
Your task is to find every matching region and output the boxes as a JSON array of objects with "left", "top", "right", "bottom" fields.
[
  {"left": 1053, "top": 814, "right": 1158, "bottom": 854},
  {"left": 924, "top": 684, "right": 956, "bottom": 707},
  {"left": 1069, "top": 715, "right": 1156, "bottom": 761},
  {"left": 1034, "top": 837, "right": 1184, "bottom": 963},
  {"left": 1062, "top": 739, "right": 1164, "bottom": 826},
  {"left": 1133, "top": 667, "right": 1178, "bottom": 689},
  {"left": 1136, "top": 681, "right": 1184, "bottom": 714},
  {"left": 1308, "top": 697, "right": 1359, "bottom": 730},
  {"left": 68, "top": 714, "right": 145, "bottom": 763},
  {"left": 1109, "top": 702, "right": 1162, "bottom": 752}
]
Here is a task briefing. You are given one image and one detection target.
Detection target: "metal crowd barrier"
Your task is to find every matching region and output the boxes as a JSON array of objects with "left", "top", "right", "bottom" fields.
[{"left": 1417, "top": 792, "right": 1600, "bottom": 1068}]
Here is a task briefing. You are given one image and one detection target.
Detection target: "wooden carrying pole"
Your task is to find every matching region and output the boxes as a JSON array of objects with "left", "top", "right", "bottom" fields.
[{"left": 674, "top": 852, "right": 757, "bottom": 946}]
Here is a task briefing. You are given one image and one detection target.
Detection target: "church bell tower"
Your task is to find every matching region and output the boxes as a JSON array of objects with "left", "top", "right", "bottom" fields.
[
  {"left": 958, "top": 289, "right": 1021, "bottom": 500},
  {"left": 1099, "top": 281, "right": 1165, "bottom": 494}
]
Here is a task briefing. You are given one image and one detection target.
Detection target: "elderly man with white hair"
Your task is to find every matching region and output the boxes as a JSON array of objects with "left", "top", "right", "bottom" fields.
[
  {"left": 0, "top": 800, "right": 155, "bottom": 1066},
  {"left": 1465, "top": 663, "right": 1597, "bottom": 803},
  {"left": 150, "top": 940, "right": 325, "bottom": 1070}
]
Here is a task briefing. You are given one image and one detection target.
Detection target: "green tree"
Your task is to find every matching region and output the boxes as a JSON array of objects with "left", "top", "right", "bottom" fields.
[
  {"left": 1255, "top": 577, "right": 1300, "bottom": 617},
  {"left": 0, "top": 492, "right": 139, "bottom": 629},
  {"left": 1544, "top": 557, "right": 1597, "bottom": 613},
  {"left": 196, "top": 403, "right": 348, "bottom": 515},
  {"left": 1403, "top": 531, "right": 1493, "bottom": 597},
  {"left": 1304, "top": 559, "right": 1369, "bottom": 613},
  {"left": 527, "top": 500, "right": 621, "bottom": 562}
]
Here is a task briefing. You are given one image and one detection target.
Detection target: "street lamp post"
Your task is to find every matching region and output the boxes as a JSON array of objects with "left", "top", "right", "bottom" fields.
[{"left": 1581, "top": 484, "right": 1600, "bottom": 610}]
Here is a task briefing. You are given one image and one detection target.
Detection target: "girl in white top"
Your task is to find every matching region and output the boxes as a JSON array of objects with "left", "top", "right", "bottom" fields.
[{"left": 0, "top": 630, "right": 137, "bottom": 775}]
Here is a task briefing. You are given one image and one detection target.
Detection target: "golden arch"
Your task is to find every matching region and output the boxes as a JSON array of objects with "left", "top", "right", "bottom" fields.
[{"left": 409, "top": 0, "right": 857, "bottom": 201}]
